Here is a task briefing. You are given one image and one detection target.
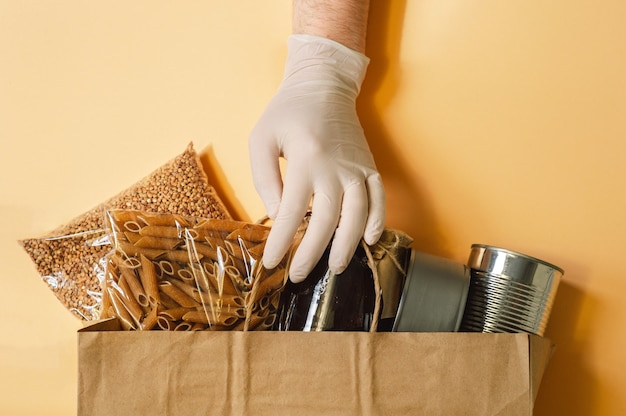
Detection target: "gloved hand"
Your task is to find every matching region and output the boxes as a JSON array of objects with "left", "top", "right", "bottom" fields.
[{"left": 249, "top": 34, "right": 386, "bottom": 283}]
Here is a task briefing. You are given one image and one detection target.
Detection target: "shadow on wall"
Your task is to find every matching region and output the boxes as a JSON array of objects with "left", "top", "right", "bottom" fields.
[
  {"left": 534, "top": 276, "right": 598, "bottom": 415},
  {"left": 199, "top": 146, "right": 251, "bottom": 223},
  {"left": 358, "top": 0, "right": 451, "bottom": 257},
  {"left": 362, "top": 4, "right": 601, "bottom": 416}
]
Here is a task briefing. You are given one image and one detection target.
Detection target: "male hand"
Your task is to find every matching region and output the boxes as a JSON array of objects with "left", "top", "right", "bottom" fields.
[{"left": 249, "top": 34, "right": 385, "bottom": 283}]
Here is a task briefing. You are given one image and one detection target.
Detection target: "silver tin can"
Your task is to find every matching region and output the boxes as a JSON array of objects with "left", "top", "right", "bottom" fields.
[{"left": 460, "top": 244, "right": 564, "bottom": 336}]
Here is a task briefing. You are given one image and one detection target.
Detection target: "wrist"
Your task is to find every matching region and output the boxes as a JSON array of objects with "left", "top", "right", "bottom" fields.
[
  {"left": 284, "top": 34, "right": 370, "bottom": 93},
  {"left": 292, "top": 0, "right": 370, "bottom": 53}
]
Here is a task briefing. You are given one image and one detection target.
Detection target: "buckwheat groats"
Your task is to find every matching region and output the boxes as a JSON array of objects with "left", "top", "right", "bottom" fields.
[{"left": 19, "top": 143, "right": 232, "bottom": 320}]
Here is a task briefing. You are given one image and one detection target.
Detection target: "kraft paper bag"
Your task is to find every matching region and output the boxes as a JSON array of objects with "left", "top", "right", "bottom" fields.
[{"left": 78, "top": 319, "right": 554, "bottom": 416}]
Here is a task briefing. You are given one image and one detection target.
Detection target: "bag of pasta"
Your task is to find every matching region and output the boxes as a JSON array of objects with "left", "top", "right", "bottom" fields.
[{"left": 101, "top": 209, "right": 301, "bottom": 331}]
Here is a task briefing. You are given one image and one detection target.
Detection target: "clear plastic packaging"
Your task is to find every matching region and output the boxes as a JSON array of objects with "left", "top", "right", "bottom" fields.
[
  {"left": 19, "top": 143, "right": 231, "bottom": 320},
  {"left": 101, "top": 209, "right": 300, "bottom": 331}
]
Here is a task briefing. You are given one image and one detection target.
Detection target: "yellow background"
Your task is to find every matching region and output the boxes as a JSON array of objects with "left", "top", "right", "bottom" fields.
[{"left": 1, "top": 1, "right": 624, "bottom": 414}]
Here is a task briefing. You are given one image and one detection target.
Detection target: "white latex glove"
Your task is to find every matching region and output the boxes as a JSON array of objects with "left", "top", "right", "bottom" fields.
[{"left": 249, "top": 34, "right": 386, "bottom": 283}]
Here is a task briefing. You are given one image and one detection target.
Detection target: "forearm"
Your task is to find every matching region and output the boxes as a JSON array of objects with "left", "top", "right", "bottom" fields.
[{"left": 293, "top": 0, "right": 370, "bottom": 53}]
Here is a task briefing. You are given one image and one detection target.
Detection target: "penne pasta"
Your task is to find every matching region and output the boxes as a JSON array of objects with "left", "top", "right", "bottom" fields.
[
  {"left": 103, "top": 209, "right": 295, "bottom": 332},
  {"left": 206, "top": 323, "right": 236, "bottom": 331},
  {"left": 209, "top": 264, "right": 240, "bottom": 296},
  {"left": 157, "top": 315, "right": 173, "bottom": 331},
  {"left": 100, "top": 288, "right": 113, "bottom": 319},
  {"left": 169, "top": 278, "right": 204, "bottom": 303},
  {"left": 218, "top": 315, "right": 240, "bottom": 327},
  {"left": 158, "top": 281, "right": 198, "bottom": 308},
  {"left": 141, "top": 306, "right": 159, "bottom": 330},
  {"left": 122, "top": 220, "right": 143, "bottom": 233},
  {"left": 138, "top": 212, "right": 191, "bottom": 227},
  {"left": 174, "top": 322, "right": 194, "bottom": 331},
  {"left": 232, "top": 321, "right": 246, "bottom": 331},
  {"left": 177, "top": 266, "right": 197, "bottom": 284},
  {"left": 118, "top": 241, "right": 166, "bottom": 260},
  {"left": 139, "top": 254, "right": 160, "bottom": 305},
  {"left": 202, "top": 260, "right": 215, "bottom": 276},
  {"left": 184, "top": 240, "right": 219, "bottom": 263},
  {"left": 157, "top": 291, "right": 181, "bottom": 311},
  {"left": 162, "top": 249, "right": 198, "bottom": 263},
  {"left": 268, "top": 290, "right": 281, "bottom": 311},
  {"left": 134, "top": 236, "right": 182, "bottom": 250},
  {"left": 182, "top": 227, "right": 219, "bottom": 241},
  {"left": 102, "top": 305, "right": 116, "bottom": 321},
  {"left": 260, "top": 267, "right": 287, "bottom": 292},
  {"left": 119, "top": 264, "right": 149, "bottom": 307},
  {"left": 259, "top": 313, "right": 277, "bottom": 330},
  {"left": 224, "top": 240, "right": 244, "bottom": 260},
  {"left": 157, "top": 259, "right": 179, "bottom": 277},
  {"left": 257, "top": 294, "right": 271, "bottom": 311},
  {"left": 122, "top": 231, "right": 143, "bottom": 244},
  {"left": 229, "top": 257, "right": 252, "bottom": 283},
  {"left": 225, "top": 226, "right": 269, "bottom": 244},
  {"left": 120, "top": 254, "right": 142, "bottom": 269},
  {"left": 243, "top": 304, "right": 268, "bottom": 324},
  {"left": 202, "top": 236, "right": 225, "bottom": 250},
  {"left": 116, "top": 274, "right": 145, "bottom": 321},
  {"left": 247, "top": 242, "right": 266, "bottom": 258},
  {"left": 159, "top": 306, "right": 193, "bottom": 321},
  {"left": 181, "top": 310, "right": 211, "bottom": 324},
  {"left": 110, "top": 209, "right": 143, "bottom": 224},
  {"left": 212, "top": 294, "right": 245, "bottom": 309},
  {"left": 224, "top": 265, "right": 242, "bottom": 284},
  {"left": 109, "top": 289, "right": 138, "bottom": 330},
  {"left": 181, "top": 261, "right": 208, "bottom": 290},
  {"left": 184, "top": 306, "right": 245, "bottom": 326},
  {"left": 191, "top": 322, "right": 207, "bottom": 331},
  {"left": 246, "top": 267, "right": 287, "bottom": 306},
  {"left": 180, "top": 227, "right": 200, "bottom": 241},
  {"left": 195, "top": 218, "right": 245, "bottom": 235},
  {"left": 139, "top": 225, "right": 182, "bottom": 239},
  {"left": 245, "top": 308, "right": 275, "bottom": 331}
]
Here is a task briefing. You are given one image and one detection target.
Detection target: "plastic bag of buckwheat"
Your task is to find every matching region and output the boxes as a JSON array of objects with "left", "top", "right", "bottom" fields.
[{"left": 19, "top": 142, "right": 232, "bottom": 321}]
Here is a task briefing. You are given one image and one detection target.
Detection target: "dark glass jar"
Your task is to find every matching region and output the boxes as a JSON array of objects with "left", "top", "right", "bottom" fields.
[{"left": 273, "top": 244, "right": 376, "bottom": 331}]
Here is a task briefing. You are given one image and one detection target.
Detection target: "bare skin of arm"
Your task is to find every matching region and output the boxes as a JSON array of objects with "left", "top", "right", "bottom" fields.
[{"left": 293, "top": 0, "right": 371, "bottom": 53}]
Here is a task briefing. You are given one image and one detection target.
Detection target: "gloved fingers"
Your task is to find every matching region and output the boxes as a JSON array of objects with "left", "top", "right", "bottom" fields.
[
  {"left": 248, "top": 131, "right": 283, "bottom": 220},
  {"left": 328, "top": 181, "right": 368, "bottom": 275},
  {"left": 363, "top": 172, "right": 386, "bottom": 245},
  {"left": 287, "top": 189, "right": 342, "bottom": 283},
  {"left": 261, "top": 164, "right": 313, "bottom": 271}
]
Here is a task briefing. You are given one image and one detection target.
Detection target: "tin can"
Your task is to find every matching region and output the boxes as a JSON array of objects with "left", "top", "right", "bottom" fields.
[{"left": 459, "top": 244, "right": 564, "bottom": 336}]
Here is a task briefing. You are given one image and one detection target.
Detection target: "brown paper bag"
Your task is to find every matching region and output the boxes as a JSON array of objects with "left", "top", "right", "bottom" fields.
[{"left": 78, "top": 318, "right": 554, "bottom": 416}]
